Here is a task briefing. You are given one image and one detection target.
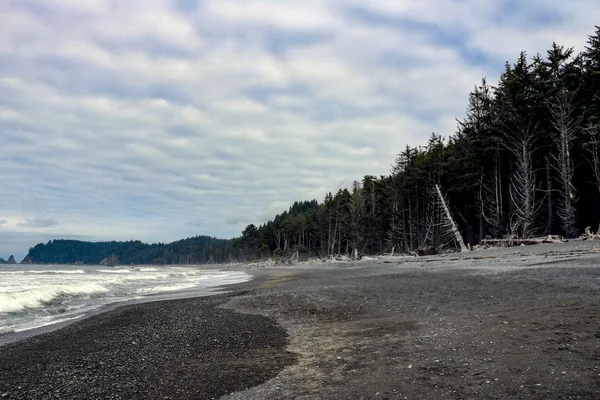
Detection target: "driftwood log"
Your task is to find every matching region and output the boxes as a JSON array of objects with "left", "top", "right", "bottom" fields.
[
  {"left": 481, "top": 235, "right": 564, "bottom": 246},
  {"left": 434, "top": 184, "right": 469, "bottom": 252}
]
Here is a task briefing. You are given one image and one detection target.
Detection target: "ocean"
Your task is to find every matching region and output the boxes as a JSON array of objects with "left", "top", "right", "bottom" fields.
[{"left": 0, "top": 264, "right": 250, "bottom": 339}]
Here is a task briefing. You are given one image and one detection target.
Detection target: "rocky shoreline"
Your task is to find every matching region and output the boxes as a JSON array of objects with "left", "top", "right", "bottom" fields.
[
  {"left": 224, "top": 242, "right": 600, "bottom": 399},
  {"left": 0, "top": 289, "right": 296, "bottom": 400},
  {"left": 2, "top": 241, "right": 600, "bottom": 399}
]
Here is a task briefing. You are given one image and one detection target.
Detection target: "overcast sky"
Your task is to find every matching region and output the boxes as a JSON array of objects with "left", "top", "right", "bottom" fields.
[{"left": 1, "top": 1, "right": 599, "bottom": 260}]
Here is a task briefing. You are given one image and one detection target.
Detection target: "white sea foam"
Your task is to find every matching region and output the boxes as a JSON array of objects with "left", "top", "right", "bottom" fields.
[
  {"left": 0, "top": 269, "right": 85, "bottom": 275},
  {"left": 0, "top": 265, "right": 251, "bottom": 335},
  {"left": 12, "top": 315, "right": 85, "bottom": 333},
  {"left": 97, "top": 269, "right": 132, "bottom": 274},
  {"left": 0, "top": 283, "right": 109, "bottom": 313},
  {"left": 28, "top": 270, "right": 86, "bottom": 274},
  {"left": 136, "top": 283, "right": 198, "bottom": 294}
]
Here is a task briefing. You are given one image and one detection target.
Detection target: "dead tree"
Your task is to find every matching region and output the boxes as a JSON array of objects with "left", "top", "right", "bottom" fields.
[
  {"left": 348, "top": 180, "right": 365, "bottom": 259},
  {"left": 503, "top": 122, "right": 540, "bottom": 238},
  {"left": 586, "top": 129, "right": 600, "bottom": 192},
  {"left": 549, "top": 90, "right": 581, "bottom": 238},
  {"left": 479, "top": 149, "right": 504, "bottom": 237},
  {"left": 387, "top": 190, "right": 406, "bottom": 253},
  {"left": 425, "top": 184, "right": 469, "bottom": 252},
  {"left": 274, "top": 230, "right": 283, "bottom": 250},
  {"left": 584, "top": 123, "right": 600, "bottom": 232},
  {"left": 544, "top": 156, "right": 553, "bottom": 235}
]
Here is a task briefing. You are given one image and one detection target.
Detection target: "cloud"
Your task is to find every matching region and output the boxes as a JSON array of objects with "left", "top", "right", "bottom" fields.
[
  {"left": 185, "top": 219, "right": 204, "bottom": 228},
  {"left": 262, "top": 201, "right": 292, "bottom": 221},
  {"left": 226, "top": 215, "right": 249, "bottom": 226},
  {"left": 1, "top": 0, "right": 598, "bottom": 256},
  {"left": 16, "top": 218, "right": 59, "bottom": 228},
  {"left": 0, "top": 219, "right": 7, "bottom": 226}
]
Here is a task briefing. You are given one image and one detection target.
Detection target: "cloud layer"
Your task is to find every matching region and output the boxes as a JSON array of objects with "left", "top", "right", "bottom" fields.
[{"left": 1, "top": 0, "right": 599, "bottom": 259}]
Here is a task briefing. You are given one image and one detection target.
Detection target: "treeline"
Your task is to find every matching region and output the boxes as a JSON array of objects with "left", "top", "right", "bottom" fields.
[
  {"left": 25, "top": 236, "right": 241, "bottom": 265},
  {"left": 24, "top": 27, "right": 600, "bottom": 264},
  {"left": 241, "top": 27, "right": 600, "bottom": 258}
]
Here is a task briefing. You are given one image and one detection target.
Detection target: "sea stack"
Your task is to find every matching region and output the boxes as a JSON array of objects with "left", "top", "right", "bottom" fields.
[
  {"left": 99, "top": 254, "right": 120, "bottom": 267},
  {"left": 7, "top": 255, "right": 16, "bottom": 264}
]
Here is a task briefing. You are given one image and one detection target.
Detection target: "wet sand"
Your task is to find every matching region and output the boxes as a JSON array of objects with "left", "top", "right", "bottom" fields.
[{"left": 2, "top": 241, "right": 600, "bottom": 399}]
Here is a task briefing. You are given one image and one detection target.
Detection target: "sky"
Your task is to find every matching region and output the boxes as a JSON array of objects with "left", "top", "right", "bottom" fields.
[{"left": 1, "top": 0, "right": 599, "bottom": 261}]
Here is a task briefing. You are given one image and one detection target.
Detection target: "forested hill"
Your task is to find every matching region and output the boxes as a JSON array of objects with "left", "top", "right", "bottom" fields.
[
  {"left": 24, "top": 236, "right": 241, "bottom": 265},
  {"left": 22, "top": 26, "right": 600, "bottom": 264}
]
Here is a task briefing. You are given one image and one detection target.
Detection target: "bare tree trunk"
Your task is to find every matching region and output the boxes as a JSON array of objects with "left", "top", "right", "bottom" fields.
[
  {"left": 416, "top": 192, "right": 422, "bottom": 247},
  {"left": 348, "top": 181, "right": 365, "bottom": 259},
  {"left": 434, "top": 184, "right": 469, "bottom": 252},
  {"left": 327, "top": 215, "right": 332, "bottom": 257},
  {"left": 545, "top": 157, "right": 553, "bottom": 235},
  {"left": 480, "top": 151, "right": 504, "bottom": 237},
  {"left": 496, "top": 150, "right": 503, "bottom": 230},
  {"left": 408, "top": 195, "right": 414, "bottom": 250},
  {"left": 550, "top": 90, "right": 581, "bottom": 238},
  {"left": 506, "top": 131, "right": 538, "bottom": 238},
  {"left": 478, "top": 173, "right": 485, "bottom": 241},
  {"left": 338, "top": 223, "right": 342, "bottom": 256},
  {"left": 585, "top": 127, "right": 600, "bottom": 194},
  {"left": 583, "top": 125, "right": 600, "bottom": 232},
  {"left": 330, "top": 213, "right": 338, "bottom": 257}
]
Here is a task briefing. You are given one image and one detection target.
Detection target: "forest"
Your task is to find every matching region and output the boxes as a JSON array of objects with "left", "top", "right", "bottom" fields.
[
  {"left": 239, "top": 26, "right": 600, "bottom": 259},
  {"left": 22, "top": 27, "right": 600, "bottom": 265}
]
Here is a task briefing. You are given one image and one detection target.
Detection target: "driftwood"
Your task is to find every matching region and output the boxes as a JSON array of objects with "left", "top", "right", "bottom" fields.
[
  {"left": 481, "top": 235, "right": 564, "bottom": 246},
  {"left": 434, "top": 184, "right": 469, "bottom": 252},
  {"left": 580, "top": 227, "right": 600, "bottom": 240}
]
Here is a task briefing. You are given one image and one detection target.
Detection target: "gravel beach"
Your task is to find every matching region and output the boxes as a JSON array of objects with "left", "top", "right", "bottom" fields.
[
  {"left": 2, "top": 240, "right": 600, "bottom": 399},
  {"left": 0, "top": 288, "right": 296, "bottom": 400}
]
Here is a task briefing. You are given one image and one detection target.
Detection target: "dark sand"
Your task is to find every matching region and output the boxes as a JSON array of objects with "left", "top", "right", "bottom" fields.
[{"left": 2, "top": 241, "right": 600, "bottom": 399}]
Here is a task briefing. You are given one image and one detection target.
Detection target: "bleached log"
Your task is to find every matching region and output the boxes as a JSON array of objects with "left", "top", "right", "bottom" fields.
[
  {"left": 434, "top": 184, "right": 469, "bottom": 252},
  {"left": 481, "top": 235, "right": 564, "bottom": 245}
]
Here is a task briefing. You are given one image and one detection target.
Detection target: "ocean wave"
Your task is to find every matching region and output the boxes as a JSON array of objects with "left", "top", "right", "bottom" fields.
[
  {"left": 136, "top": 283, "right": 198, "bottom": 294},
  {"left": 0, "top": 269, "right": 86, "bottom": 275},
  {"left": 0, "top": 283, "right": 109, "bottom": 313},
  {"left": 29, "top": 270, "right": 86, "bottom": 274},
  {"left": 97, "top": 269, "right": 132, "bottom": 274}
]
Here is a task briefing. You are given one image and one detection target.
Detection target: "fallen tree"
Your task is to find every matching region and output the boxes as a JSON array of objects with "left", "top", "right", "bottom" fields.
[
  {"left": 481, "top": 235, "right": 564, "bottom": 246},
  {"left": 433, "top": 184, "right": 469, "bottom": 252}
]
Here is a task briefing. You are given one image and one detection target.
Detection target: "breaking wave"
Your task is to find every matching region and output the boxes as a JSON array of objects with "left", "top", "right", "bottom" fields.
[
  {"left": 0, "top": 283, "right": 110, "bottom": 313},
  {"left": 0, "top": 269, "right": 86, "bottom": 275},
  {"left": 0, "top": 266, "right": 251, "bottom": 335}
]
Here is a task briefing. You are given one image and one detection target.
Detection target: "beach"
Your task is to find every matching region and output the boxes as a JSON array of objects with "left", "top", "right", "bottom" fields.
[{"left": 2, "top": 241, "right": 600, "bottom": 399}]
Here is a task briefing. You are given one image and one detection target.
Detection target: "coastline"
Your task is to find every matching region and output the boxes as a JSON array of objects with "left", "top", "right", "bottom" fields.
[
  {"left": 0, "top": 270, "right": 296, "bottom": 399},
  {"left": 2, "top": 242, "right": 600, "bottom": 399},
  {"left": 0, "top": 265, "right": 254, "bottom": 347}
]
